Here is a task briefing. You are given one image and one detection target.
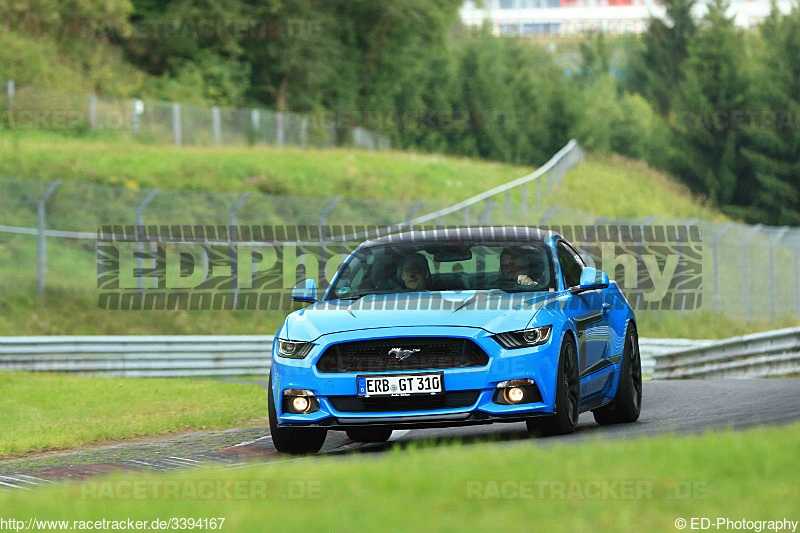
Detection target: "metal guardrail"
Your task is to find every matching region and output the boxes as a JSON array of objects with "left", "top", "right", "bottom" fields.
[
  {"left": 0, "top": 336, "right": 274, "bottom": 378},
  {"left": 652, "top": 327, "right": 800, "bottom": 379},
  {"left": 2, "top": 332, "right": 795, "bottom": 379},
  {"left": 638, "top": 338, "right": 715, "bottom": 377},
  {"left": 406, "top": 139, "right": 583, "bottom": 227},
  {"left": 0, "top": 334, "right": 726, "bottom": 379}
]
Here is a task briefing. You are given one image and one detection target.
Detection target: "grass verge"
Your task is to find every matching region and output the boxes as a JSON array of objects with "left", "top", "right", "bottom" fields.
[
  {"left": 553, "top": 153, "right": 728, "bottom": 221},
  {"left": 1, "top": 423, "right": 797, "bottom": 530},
  {"left": 0, "top": 372, "right": 267, "bottom": 456}
]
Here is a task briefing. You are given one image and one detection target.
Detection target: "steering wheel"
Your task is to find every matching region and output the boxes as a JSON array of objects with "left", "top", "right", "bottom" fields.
[{"left": 494, "top": 274, "right": 520, "bottom": 288}]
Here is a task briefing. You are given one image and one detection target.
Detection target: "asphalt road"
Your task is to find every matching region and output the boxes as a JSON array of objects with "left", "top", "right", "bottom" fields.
[
  {"left": 385, "top": 378, "right": 800, "bottom": 446},
  {"left": 1, "top": 379, "right": 798, "bottom": 490}
]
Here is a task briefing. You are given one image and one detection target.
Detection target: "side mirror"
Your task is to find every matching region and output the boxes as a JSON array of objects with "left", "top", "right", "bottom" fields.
[
  {"left": 292, "top": 279, "right": 318, "bottom": 303},
  {"left": 573, "top": 267, "right": 609, "bottom": 292}
]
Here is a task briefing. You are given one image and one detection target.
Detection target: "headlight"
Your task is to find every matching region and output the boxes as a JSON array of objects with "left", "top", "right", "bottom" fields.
[
  {"left": 492, "top": 325, "right": 552, "bottom": 349},
  {"left": 276, "top": 339, "right": 314, "bottom": 359}
]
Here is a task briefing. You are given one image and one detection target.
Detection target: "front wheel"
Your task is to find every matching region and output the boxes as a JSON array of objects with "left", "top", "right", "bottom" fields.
[
  {"left": 593, "top": 323, "right": 642, "bottom": 425},
  {"left": 528, "top": 334, "right": 579, "bottom": 436},
  {"left": 268, "top": 374, "right": 327, "bottom": 454}
]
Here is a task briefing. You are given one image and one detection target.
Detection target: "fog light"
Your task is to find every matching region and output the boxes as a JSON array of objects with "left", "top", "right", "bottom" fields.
[
  {"left": 493, "top": 378, "right": 542, "bottom": 406},
  {"left": 282, "top": 389, "right": 319, "bottom": 414},
  {"left": 292, "top": 396, "right": 310, "bottom": 413},
  {"left": 505, "top": 387, "right": 525, "bottom": 404}
]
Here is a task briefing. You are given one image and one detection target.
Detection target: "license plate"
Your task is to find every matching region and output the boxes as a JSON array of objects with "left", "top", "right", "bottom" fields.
[{"left": 357, "top": 373, "right": 443, "bottom": 397}]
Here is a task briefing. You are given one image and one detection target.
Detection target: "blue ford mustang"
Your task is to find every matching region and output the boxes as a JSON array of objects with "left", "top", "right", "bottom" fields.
[{"left": 269, "top": 227, "right": 642, "bottom": 454}]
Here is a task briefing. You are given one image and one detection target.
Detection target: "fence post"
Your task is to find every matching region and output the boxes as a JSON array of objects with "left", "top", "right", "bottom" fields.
[
  {"left": 546, "top": 169, "right": 552, "bottom": 196},
  {"left": 131, "top": 99, "right": 142, "bottom": 135},
  {"left": 6, "top": 80, "right": 14, "bottom": 109},
  {"left": 250, "top": 108, "right": 260, "bottom": 142},
  {"left": 478, "top": 200, "right": 496, "bottom": 225},
  {"left": 538, "top": 175, "right": 543, "bottom": 204},
  {"left": 319, "top": 196, "right": 341, "bottom": 241},
  {"left": 136, "top": 189, "right": 159, "bottom": 292},
  {"left": 679, "top": 218, "right": 698, "bottom": 316},
  {"left": 505, "top": 191, "right": 511, "bottom": 217},
  {"left": 300, "top": 117, "right": 308, "bottom": 147},
  {"left": 742, "top": 224, "right": 763, "bottom": 321},
  {"left": 463, "top": 206, "right": 470, "bottom": 227},
  {"left": 404, "top": 201, "right": 425, "bottom": 229},
  {"left": 230, "top": 193, "right": 251, "bottom": 306},
  {"left": 88, "top": 94, "right": 97, "bottom": 131},
  {"left": 712, "top": 223, "right": 732, "bottom": 311},
  {"left": 540, "top": 206, "right": 560, "bottom": 225},
  {"left": 212, "top": 106, "right": 221, "bottom": 146},
  {"left": 276, "top": 111, "right": 285, "bottom": 146},
  {"left": 172, "top": 103, "right": 182, "bottom": 146},
  {"left": 795, "top": 246, "right": 800, "bottom": 318},
  {"left": 769, "top": 227, "right": 790, "bottom": 318},
  {"left": 521, "top": 184, "right": 528, "bottom": 214},
  {"left": 37, "top": 180, "right": 62, "bottom": 302}
]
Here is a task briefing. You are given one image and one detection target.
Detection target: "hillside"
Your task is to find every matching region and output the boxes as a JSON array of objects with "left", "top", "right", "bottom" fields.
[
  {"left": 0, "top": 131, "right": 725, "bottom": 221},
  {"left": 0, "top": 130, "right": 758, "bottom": 339}
]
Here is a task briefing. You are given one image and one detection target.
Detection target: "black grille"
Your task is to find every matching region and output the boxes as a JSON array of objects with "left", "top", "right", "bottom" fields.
[
  {"left": 316, "top": 337, "right": 489, "bottom": 373},
  {"left": 329, "top": 390, "right": 481, "bottom": 412}
]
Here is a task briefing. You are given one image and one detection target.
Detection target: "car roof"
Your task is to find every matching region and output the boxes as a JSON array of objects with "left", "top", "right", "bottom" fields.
[{"left": 361, "top": 226, "right": 560, "bottom": 247}]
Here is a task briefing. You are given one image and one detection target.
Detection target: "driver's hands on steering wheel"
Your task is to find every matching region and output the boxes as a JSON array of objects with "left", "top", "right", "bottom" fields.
[{"left": 516, "top": 274, "right": 536, "bottom": 286}]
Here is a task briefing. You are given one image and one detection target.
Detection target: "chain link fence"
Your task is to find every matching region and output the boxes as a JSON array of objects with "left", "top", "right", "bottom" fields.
[
  {"left": 0, "top": 78, "right": 390, "bottom": 150},
  {"left": 0, "top": 139, "right": 798, "bottom": 321}
]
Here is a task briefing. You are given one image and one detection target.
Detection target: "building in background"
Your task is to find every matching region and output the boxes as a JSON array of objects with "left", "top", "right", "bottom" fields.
[{"left": 460, "top": 0, "right": 792, "bottom": 37}]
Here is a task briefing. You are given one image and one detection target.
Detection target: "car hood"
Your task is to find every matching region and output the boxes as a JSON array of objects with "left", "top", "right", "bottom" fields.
[{"left": 282, "top": 290, "right": 560, "bottom": 341}]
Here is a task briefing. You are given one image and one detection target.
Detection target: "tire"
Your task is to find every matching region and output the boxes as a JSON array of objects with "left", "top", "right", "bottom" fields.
[
  {"left": 268, "top": 374, "right": 327, "bottom": 454},
  {"left": 593, "top": 323, "right": 642, "bottom": 425},
  {"left": 528, "top": 334, "right": 579, "bottom": 436},
  {"left": 345, "top": 428, "right": 393, "bottom": 443}
]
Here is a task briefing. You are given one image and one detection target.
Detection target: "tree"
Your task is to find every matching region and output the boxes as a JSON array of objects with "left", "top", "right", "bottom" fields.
[
  {"left": 576, "top": 31, "right": 611, "bottom": 87},
  {"left": 667, "top": 0, "right": 749, "bottom": 206},
  {"left": 737, "top": 3, "right": 800, "bottom": 224},
  {"left": 627, "top": 0, "right": 696, "bottom": 114}
]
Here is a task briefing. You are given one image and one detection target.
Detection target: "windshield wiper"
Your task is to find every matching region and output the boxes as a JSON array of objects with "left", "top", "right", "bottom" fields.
[
  {"left": 337, "top": 293, "right": 379, "bottom": 301},
  {"left": 499, "top": 287, "right": 547, "bottom": 293}
]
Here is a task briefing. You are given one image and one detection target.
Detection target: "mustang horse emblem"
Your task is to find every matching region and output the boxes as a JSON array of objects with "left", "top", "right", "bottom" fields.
[{"left": 389, "top": 347, "right": 421, "bottom": 361}]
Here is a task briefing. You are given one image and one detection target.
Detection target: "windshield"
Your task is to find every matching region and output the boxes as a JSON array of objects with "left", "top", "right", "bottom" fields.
[{"left": 326, "top": 240, "right": 555, "bottom": 300}]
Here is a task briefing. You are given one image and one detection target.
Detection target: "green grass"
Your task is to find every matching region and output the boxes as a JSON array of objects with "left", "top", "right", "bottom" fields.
[
  {"left": 0, "top": 372, "right": 267, "bottom": 456},
  {"left": 0, "top": 131, "right": 730, "bottom": 222},
  {"left": 0, "top": 130, "right": 534, "bottom": 203},
  {"left": 2, "top": 128, "right": 766, "bottom": 339},
  {"left": 552, "top": 153, "right": 728, "bottom": 221},
  {"left": 1, "top": 423, "right": 797, "bottom": 530},
  {"left": 635, "top": 310, "right": 800, "bottom": 340}
]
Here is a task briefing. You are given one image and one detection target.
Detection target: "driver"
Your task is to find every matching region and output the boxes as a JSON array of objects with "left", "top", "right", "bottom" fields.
[
  {"left": 397, "top": 253, "right": 431, "bottom": 291},
  {"left": 499, "top": 249, "right": 537, "bottom": 286}
]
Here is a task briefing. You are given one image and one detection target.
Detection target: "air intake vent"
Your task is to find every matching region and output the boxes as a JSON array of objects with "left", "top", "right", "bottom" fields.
[{"left": 316, "top": 337, "right": 489, "bottom": 373}]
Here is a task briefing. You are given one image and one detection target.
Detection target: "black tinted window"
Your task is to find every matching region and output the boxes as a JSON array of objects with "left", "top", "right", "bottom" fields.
[{"left": 557, "top": 241, "right": 583, "bottom": 289}]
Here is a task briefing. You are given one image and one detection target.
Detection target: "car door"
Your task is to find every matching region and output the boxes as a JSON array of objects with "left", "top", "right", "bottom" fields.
[{"left": 555, "top": 240, "right": 611, "bottom": 400}]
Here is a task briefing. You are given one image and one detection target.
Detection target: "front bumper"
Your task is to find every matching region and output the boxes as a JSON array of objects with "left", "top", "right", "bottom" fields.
[{"left": 272, "top": 325, "right": 561, "bottom": 429}]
